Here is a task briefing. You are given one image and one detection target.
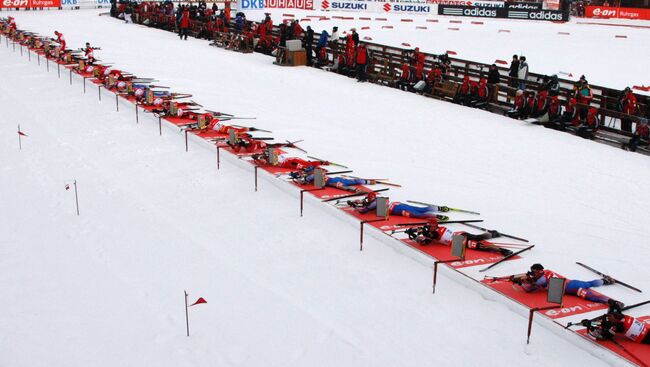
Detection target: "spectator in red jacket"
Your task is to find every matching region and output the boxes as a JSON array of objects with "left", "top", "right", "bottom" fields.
[
  {"left": 576, "top": 107, "right": 600, "bottom": 139},
  {"left": 618, "top": 87, "right": 637, "bottom": 132},
  {"left": 507, "top": 90, "right": 527, "bottom": 119},
  {"left": 179, "top": 8, "right": 190, "bottom": 40},
  {"left": 396, "top": 63, "right": 412, "bottom": 91},
  {"left": 54, "top": 31, "right": 66, "bottom": 51},
  {"left": 356, "top": 43, "right": 369, "bottom": 82}
]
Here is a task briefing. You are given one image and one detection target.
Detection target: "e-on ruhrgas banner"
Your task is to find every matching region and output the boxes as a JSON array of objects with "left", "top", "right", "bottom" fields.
[
  {"left": 239, "top": 0, "right": 314, "bottom": 10},
  {"left": 0, "top": 0, "right": 60, "bottom": 7}
]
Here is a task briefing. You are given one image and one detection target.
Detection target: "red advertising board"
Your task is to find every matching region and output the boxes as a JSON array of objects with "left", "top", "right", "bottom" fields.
[
  {"left": 586, "top": 5, "right": 650, "bottom": 20},
  {"left": 0, "top": 0, "right": 61, "bottom": 7}
]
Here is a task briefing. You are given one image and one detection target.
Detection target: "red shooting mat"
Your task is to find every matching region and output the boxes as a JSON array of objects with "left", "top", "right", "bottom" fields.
[
  {"left": 400, "top": 238, "right": 522, "bottom": 269},
  {"left": 576, "top": 316, "right": 650, "bottom": 367},
  {"left": 288, "top": 181, "right": 373, "bottom": 200},
  {"left": 221, "top": 143, "right": 269, "bottom": 157},
  {"left": 481, "top": 272, "right": 609, "bottom": 319},
  {"left": 334, "top": 206, "right": 521, "bottom": 268},
  {"left": 164, "top": 116, "right": 196, "bottom": 127},
  {"left": 65, "top": 65, "right": 94, "bottom": 78},
  {"left": 192, "top": 129, "right": 226, "bottom": 140}
]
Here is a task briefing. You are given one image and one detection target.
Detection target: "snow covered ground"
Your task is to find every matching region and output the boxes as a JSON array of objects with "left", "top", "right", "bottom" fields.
[{"left": 1, "top": 9, "right": 649, "bottom": 367}]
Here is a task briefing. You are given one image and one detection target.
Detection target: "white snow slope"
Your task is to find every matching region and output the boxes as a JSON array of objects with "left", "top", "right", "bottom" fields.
[{"left": 1, "top": 9, "right": 649, "bottom": 367}]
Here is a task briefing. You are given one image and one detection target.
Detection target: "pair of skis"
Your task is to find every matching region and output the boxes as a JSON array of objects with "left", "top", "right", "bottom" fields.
[
  {"left": 575, "top": 262, "right": 642, "bottom": 293},
  {"left": 406, "top": 200, "right": 480, "bottom": 215}
]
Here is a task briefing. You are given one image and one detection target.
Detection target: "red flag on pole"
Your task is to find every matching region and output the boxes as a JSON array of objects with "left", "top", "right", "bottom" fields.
[
  {"left": 190, "top": 297, "right": 207, "bottom": 306},
  {"left": 18, "top": 131, "right": 27, "bottom": 137}
]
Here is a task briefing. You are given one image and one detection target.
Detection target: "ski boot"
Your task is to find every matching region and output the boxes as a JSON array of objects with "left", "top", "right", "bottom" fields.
[
  {"left": 602, "top": 275, "right": 616, "bottom": 285},
  {"left": 608, "top": 298, "right": 625, "bottom": 312},
  {"left": 499, "top": 248, "right": 513, "bottom": 257}
]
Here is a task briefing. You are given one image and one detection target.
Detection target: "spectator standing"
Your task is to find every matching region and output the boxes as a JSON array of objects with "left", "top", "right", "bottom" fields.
[
  {"left": 487, "top": 64, "right": 500, "bottom": 85},
  {"left": 518, "top": 56, "right": 529, "bottom": 90},
  {"left": 617, "top": 87, "right": 637, "bottom": 132},
  {"left": 351, "top": 28, "right": 359, "bottom": 46},
  {"left": 508, "top": 55, "right": 519, "bottom": 88},
  {"left": 574, "top": 75, "right": 593, "bottom": 119},
  {"left": 487, "top": 64, "right": 500, "bottom": 102},
  {"left": 329, "top": 26, "right": 340, "bottom": 58},
  {"left": 179, "top": 6, "right": 190, "bottom": 40},
  {"left": 356, "top": 43, "right": 369, "bottom": 82},
  {"left": 304, "top": 26, "right": 314, "bottom": 66}
]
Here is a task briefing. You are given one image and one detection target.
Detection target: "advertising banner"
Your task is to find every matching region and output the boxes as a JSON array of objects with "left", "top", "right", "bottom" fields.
[
  {"left": 317, "top": 0, "right": 436, "bottom": 13},
  {"left": 507, "top": 2, "right": 542, "bottom": 10},
  {"left": 439, "top": 5, "right": 502, "bottom": 17},
  {"left": 585, "top": 5, "right": 650, "bottom": 20},
  {"left": 439, "top": 4, "right": 566, "bottom": 21},
  {"left": 239, "top": 0, "right": 314, "bottom": 10},
  {"left": 506, "top": 8, "right": 566, "bottom": 20},
  {"left": 0, "top": 0, "right": 60, "bottom": 7}
]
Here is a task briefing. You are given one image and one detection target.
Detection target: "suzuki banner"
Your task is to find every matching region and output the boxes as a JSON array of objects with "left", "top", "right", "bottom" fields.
[
  {"left": 240, "top": 0, "right": 437, "bottom": 13},
  {"left": 0, "top": 0, "right": 60, "bottom": 7},
  {"left": 438, "top": 4, "right": 567, "bottom": 21},
  {"left": 585, "top": 5, "right": 650, "bottom": 20}
]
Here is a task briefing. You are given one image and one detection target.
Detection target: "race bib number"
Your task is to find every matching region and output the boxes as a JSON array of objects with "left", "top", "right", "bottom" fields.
[{"left": 625, "top": 319, "right": 646, "bottom": 341}]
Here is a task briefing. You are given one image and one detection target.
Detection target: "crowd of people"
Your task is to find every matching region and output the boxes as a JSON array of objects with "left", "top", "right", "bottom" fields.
[{"left": 116, "top": 2, "right": 649, "bottom": 153}]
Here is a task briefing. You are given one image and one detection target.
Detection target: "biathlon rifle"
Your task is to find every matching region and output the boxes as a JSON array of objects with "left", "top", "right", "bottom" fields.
[
  {"left": 322, "top": 188, "right": 389, "bottom": 203},
  {"left": 406, "top": 200, "right": 480, "bottom": 215},
  {"left": 206, "top": 110, "right": 234, "bottom": 117},
  {"left": 483, "top": 273, "right": 529, "bottom": 283},
  {"left": 229, "top": 124, "right": 269, "bottom": 132}
]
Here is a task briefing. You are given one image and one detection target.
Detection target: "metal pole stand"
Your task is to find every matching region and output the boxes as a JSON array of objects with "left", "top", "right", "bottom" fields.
[
  {"left": 360, "top": 218, "right": 388, "bottom": 251},
  {"left": 300, "top": 188, "right": 326, "bottom": 217}
]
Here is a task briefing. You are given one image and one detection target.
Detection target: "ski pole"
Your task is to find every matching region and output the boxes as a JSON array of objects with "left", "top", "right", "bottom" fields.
[{"left": 461, "top": 222, "right": 528, "bottom": 242}]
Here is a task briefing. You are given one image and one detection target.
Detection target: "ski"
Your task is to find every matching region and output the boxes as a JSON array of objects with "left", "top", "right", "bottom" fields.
[
  {"left": 342, "top": 175, "right": 400, "bottom": 187},
  {"left": 461, "top": 222, "right": 528, "bottom": 242},
  {"left": 307, "top": 155, "right": 348, "bottom": 168},
  {"left": 576, "top": 262, "right": 642, "bottom": 293},
  {"left": 285, "top": 140, "right": 307, "bottom": 153},
  {"left": 478, "top": 245, "right": 535, "bottom": 272},
  {"left": 395, "top": 219, "right": 484, "bottom": 227},
  {"left": 407, "top": 200, "right": 480, "bottom": 215}
]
